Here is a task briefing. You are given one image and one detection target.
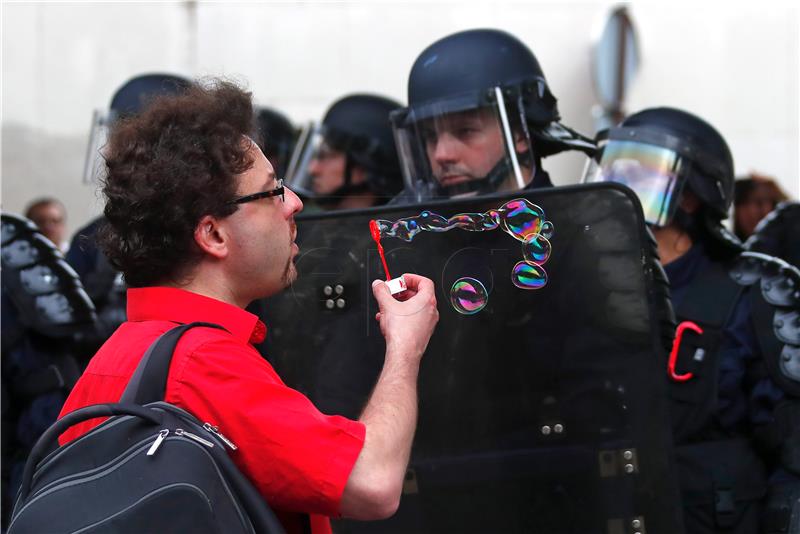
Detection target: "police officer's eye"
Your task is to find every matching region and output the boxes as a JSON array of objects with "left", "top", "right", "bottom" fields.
[{"left": 421, "top": 127, "right": 437, "bottom": 143}]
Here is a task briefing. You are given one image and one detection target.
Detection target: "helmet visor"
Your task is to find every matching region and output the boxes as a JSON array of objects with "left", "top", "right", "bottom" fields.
[
  {"left": 82, "top": 109, "right": 114, "bottom": 185},
  {"left": 391, "top": 88, "right": 535, "bottom": 200},
  {"left": 283, "top": 122, "right": 324, "bottom": 198},
  {"left": 283, "top": 122, "right": 369, "bottom": 200},
  {"left": 583, "top": 139, "right": 686, "bottom": 227}
]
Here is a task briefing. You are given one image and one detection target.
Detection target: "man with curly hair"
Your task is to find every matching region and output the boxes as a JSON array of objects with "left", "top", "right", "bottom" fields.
[{"left": 57, "top": 79, "right": 439, "bottom": 533}]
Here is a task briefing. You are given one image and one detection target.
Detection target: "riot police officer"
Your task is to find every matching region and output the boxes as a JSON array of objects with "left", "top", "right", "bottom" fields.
[
  {"left": 585, "top": 107, "right": 800, "bottom": 533},
  {"left": 285, "top": 93, "right": 404, "bottom": 210},
  {"left": 67, "top": 73, "right": 191, "bottom": 352},
  {"left": 389, "top": 28, "right": 596, "bottom": 203}
]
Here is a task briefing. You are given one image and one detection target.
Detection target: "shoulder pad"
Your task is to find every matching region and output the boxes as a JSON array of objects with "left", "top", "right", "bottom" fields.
[
  {"left": 782, "top": 346, "right": 800, "bottom": 390},
  {"left": 1, "top": 212, "right": 96, "bottom": 337},
  {"left": 746, "top": 201, "right": 800, "bottom": 266},
  {"left": 730, "top": 252, "right": 800, "bottom": 303},
  {"left": 1, "top": 213, "right": 39, "bottom": 245},
  {"left": 730, "top": 251, "right": 800, "bottom": 396},
  {"left": 748, "top": 201, "right": 800, "bottom": 244}
]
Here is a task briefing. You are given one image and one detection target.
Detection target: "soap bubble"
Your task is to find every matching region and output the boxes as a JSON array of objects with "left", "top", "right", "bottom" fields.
[
  {"left": 522, "top": 234, "right": 551, "bottom": 265},
  {"left": 377, "top": 199, "right": 554, "bottom": 293},
  {"left": 450, "top": 277, "right": 489, "bottom": 315},
  {"left": 500, "top": 198, "right": 544, "bottom": 242},
  {"left": 511, "top": 262, "right": 547, "bottom": 290},
  {"left": 540, "top": 220, "right": 555, "bottom": 239}
]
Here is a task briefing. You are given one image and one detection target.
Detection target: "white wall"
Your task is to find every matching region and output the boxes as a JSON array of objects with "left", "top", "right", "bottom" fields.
[{"left": 2, "top": 1, "right": 798, "bottom": 237}]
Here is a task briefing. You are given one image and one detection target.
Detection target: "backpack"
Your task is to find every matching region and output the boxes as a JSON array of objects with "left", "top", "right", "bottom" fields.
[{"left": 7, "top": 322, "right": 285, "bottom": 534}]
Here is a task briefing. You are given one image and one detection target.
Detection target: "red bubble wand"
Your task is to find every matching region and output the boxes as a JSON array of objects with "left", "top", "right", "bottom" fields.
[
  {"left": 369, "top": 219, "right": 392, "bottom": 280},
  {"left": 370, "top": 219, "right": 406, "bottom": 294}
]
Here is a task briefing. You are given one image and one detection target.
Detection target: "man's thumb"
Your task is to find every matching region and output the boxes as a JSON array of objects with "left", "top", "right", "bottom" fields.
[{"left": 371, "top": 279, "right": 390, "bottom": 304}]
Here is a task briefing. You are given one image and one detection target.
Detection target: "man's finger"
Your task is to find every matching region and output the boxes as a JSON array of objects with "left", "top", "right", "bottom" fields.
[
  {"left": 400, "top": 273, "right": 434, "bottom": 296},
  {"left": 394, "top": 289, "right": 417, "bottom": 302},
  {"left": 371, "top": 279, "right": 392, "bottom": 306}
]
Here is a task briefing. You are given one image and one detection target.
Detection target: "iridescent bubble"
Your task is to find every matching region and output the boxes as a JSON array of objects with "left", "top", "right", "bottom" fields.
[
  {"left": 522, "top": 234, "right": 551, "bottom": 264},
  {"left": 540, "top": 220, "right": 555, "bottom": 239},
  {"left": 511, "top": 262, "right": 548, "bottom": 290},
  {"left": 420, "top": 211, "right": 451, "bottom": 232},
  {"left": 483, "top": 210, "right": 502, "bottom": 230},
  {"left": 449, "top": 213, "right": 480, "bottom": 228},
  {"left": 450, "top": 277, "right": 489, "bottom": 315},
  {"left": 500, "top": 198, "right": 544, "bottom": 242}
]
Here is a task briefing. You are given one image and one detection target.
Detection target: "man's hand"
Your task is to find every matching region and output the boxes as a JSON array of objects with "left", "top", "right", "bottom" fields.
[
  {"left": 371, "top": 273, "right": 439, "bottom": 361},
  {"left": 340, "top": 274, "right": 438, "bottom": 520}
]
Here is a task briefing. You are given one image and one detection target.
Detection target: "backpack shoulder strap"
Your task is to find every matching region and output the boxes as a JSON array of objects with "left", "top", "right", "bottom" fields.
[{"left": 119, "top": 321, "right": 226, "bottom": 405}]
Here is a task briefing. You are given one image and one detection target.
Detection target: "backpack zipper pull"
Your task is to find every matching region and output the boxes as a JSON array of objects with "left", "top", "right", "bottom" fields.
[
  {"left": 203, "top": 422, "right": 238, "bottom": 450},
  {"left": 175, "top": 428, "right": 215, "bottom": 448},
  {"left": 147, "top": 429, "right": 169, "bottom": 456}
]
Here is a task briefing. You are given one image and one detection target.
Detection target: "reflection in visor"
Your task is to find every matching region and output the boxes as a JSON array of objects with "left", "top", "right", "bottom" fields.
[{"left": 592, "top": 141, "right": 682, "bottom": 227}]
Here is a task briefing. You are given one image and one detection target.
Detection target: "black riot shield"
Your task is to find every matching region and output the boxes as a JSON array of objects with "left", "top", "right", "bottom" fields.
[{"left": 256, "top": 183, "right": 683, "bottom": 534}]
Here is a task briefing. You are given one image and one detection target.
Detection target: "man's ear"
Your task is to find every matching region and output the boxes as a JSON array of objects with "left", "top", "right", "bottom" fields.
[
  {"left": 350, "top": 165, "right": 367, "bottom": 186},
  {"left": 513, "top": 129, "right": 532, "bottom": 154},
  {"left": 194, "top": 215, "right": 229, "bottom": 259}
]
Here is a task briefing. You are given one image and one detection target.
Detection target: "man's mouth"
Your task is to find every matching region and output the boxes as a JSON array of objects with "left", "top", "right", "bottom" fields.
[{"left": 439, "top": 174, "right": 470, "bottom": 187}]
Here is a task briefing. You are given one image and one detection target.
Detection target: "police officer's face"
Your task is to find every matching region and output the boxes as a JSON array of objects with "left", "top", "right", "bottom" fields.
[
  {"left": 422, "top": 109, "right": 506, "bottom": 190},
  {"left": 308, "top": 141, "right": 347, "bottom": 195}
]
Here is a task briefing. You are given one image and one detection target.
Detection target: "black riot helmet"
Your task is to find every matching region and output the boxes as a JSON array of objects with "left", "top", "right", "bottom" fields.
[
  {"left": 391, "top": 28, "right": 596, "bottom": 200},
  {"left": 84, "top": 73, "right": 191, "bottom": 183},
  {"left": 254, "top": 107, "right": 297, "bottom": 179},
  {"left": 285, "top": 93, "right": 403, "bottom": 204},
  {"left": 109, "top": 73, "right": 191, "bottom": 118},
  {"left": 584, "top": 107, "right": 740, "bottom": 250}
]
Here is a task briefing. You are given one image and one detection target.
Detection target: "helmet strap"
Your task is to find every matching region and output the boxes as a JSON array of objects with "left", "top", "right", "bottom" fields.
[{"left": 431, "top": 159, "right": 509, "bottom": 198}]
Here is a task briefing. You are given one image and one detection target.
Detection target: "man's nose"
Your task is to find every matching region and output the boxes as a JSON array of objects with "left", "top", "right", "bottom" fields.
[
  {"left": 432, "top": 132, "right": 459, "bottom": 164},
  {"left": 285, "top": 186, "right": 304, "bottom": 215}
]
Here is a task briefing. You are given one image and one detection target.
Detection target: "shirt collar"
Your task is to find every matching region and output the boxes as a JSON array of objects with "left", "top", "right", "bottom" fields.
[{"left": 127, "top": 287, "right": 267, "bottom": 344}]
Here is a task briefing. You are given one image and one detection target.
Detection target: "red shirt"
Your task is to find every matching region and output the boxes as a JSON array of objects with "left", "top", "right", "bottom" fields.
[{"left": 58, "top": 287, "right": 365, "bottom": 534}]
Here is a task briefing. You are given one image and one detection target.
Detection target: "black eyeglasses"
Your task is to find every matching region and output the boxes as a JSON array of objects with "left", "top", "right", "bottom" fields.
[{"left": 228, "top": 179, "right": 284, "bottom": 205}]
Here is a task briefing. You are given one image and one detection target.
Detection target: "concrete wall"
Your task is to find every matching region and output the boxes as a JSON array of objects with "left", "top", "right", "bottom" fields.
[{"left": 2, "top": 1, "right": 797, "bottom": 237}]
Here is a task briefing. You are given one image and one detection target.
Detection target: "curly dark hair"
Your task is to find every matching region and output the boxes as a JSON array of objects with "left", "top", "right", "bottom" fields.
[{"left": 97, "top": 78, "right": 255, "bottom": 287}]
